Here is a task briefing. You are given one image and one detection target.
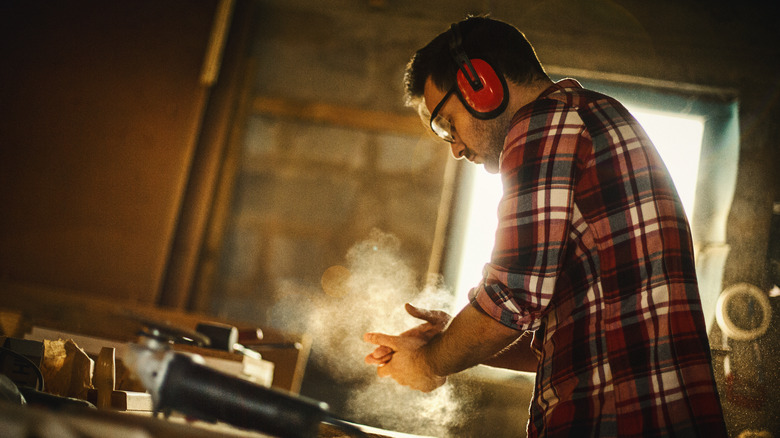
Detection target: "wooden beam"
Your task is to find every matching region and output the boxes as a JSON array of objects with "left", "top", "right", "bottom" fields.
[
  {"left": 159, "top": 0, "right": 253, "bottom": 310},
  {"left": 188, "top": 59, "right": 260, "bottom": 315},
  {"left": 200, "top": 0, "right": 235, "bottom": 86},
  {"left": 250, "top": 95, "right": 427, "bottom": 137},
  {"left": 426, "top": 156, "right": 460, "bottom": 280}
]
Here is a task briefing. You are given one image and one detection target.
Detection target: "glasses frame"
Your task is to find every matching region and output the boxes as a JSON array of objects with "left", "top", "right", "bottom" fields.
[{"left": 429, "top": 86, "right": 457, "bottom": 143}]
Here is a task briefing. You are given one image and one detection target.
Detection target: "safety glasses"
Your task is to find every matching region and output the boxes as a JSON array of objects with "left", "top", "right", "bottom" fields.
[{"left": 427, "top": 86, "right": 457, "bottom": 143}]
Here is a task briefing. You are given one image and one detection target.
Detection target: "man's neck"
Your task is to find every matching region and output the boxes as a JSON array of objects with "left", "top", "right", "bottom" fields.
[{"left": 505, "top": 77, "right": 555, "bottom": 117}]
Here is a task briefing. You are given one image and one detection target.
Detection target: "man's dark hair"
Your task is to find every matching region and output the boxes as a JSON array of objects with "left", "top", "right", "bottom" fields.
[{"left": 403, "top": 16, "right": 547, "bottom": 107}]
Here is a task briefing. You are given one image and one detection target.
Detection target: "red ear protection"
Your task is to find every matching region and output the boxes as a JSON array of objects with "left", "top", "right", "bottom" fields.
[
  {"left": 456, "top": 58, "right": 506, "bottom": 115},
  {"left": 449, "top": 23, "right": 508, "bottom": 119}
]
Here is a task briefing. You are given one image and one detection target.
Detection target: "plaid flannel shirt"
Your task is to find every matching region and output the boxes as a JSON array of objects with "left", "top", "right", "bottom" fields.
[{"left": 469, "top": 79, "right": 727, "bottom": 437}]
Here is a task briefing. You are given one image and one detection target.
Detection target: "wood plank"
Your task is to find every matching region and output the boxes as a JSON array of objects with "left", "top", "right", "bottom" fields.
[
  {"left": 0, "top": 280, "right": 300, "bottom": 345},
  {"left": 250, "top": 96, "right": 426, "bottom": 136},
  {"left": 1, "top": 279, "right": 309, "bottom": 393}
]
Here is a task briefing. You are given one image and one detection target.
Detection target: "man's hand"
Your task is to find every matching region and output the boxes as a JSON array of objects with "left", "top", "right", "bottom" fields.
[
  {"left": 364, "top": 303, "right": 451, "bottom": 366},
  {"left": 363, "top": 330, "right": 446, "bottom": 392},
  {"left": 363, "top": 303, "right": 521, "bottom": 392}
]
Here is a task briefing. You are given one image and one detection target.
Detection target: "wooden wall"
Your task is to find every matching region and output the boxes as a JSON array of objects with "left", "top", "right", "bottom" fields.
[{"left": 0, "top": 0, "right": 224, "bottom": 305}]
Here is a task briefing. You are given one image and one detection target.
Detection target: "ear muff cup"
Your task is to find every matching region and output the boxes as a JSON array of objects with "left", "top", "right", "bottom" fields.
[{"left": 455, "top": 58, "right": 508, "bottom": 119}]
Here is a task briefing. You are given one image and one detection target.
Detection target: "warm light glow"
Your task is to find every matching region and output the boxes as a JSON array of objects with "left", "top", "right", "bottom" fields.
[
  {"left": 453, "top": 170, "right": 502, "bottom": 309},
  {"left": 453, "top": 108, "right": 705, "bottom": 309},
  {"left": 627, "top": 107, "right": 704, "bottom": 219}
]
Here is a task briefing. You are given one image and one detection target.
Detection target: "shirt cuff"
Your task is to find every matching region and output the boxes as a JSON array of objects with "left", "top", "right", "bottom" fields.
[{"left": 468, "top": 283, "right": 539, "bottom": 331}]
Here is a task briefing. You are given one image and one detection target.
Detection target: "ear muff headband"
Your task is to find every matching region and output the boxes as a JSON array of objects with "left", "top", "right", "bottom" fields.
[{"left": 448, "top": 23, "right": 508, "bottom": 119}]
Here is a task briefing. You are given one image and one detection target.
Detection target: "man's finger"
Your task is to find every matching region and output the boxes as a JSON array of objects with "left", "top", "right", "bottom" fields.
[
  {"left": 363, "top": 332, "right": 399, "bottom": 350},
  {"left": 365, "top": 352, "right": 393, "bottom": 365},
  {"left": 405, "top": 303, "right": 448, "bottom": 325},
  {"left": 371, "top": 345, "right": 393, "bottom": 358},
  {"left": 365, "top": 346, "right": 394, "bottom": 365},
  {"left": 376, "top": 363, "right": 392, "bottom": 378}
]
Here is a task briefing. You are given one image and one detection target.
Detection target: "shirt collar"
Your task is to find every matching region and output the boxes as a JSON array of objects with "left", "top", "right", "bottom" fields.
[
  {"left": 536, "top": 78, "right": 583, "bottom": 99},
  {"left": 507, "top": 78, "right": 583, "bottom": 125}
]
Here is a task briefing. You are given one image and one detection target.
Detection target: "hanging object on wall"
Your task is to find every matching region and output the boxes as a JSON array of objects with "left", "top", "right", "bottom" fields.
[
  {"left": 715, "top": 282, "right": 772, "bottom": 342},
  {"left": 716, "top": 283, "right": 773, "bottom": 410}
]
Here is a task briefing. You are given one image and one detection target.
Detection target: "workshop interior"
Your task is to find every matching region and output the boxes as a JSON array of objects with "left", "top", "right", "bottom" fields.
[{"left": 1, "top": 1, "right": 778, "bottom": 437}]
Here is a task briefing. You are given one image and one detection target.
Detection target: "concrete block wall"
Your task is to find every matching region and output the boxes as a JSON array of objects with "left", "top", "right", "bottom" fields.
[
  {"left": 209, "top": 3, "right": 458, "bottom": 328},
  {"left": 213, "top": 113, "right": 447, "bottom": 324}
]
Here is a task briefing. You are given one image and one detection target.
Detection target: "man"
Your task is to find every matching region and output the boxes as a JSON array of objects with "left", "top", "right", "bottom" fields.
[{"left": 364, "top": 16, "right": 727, "bottom": 437}]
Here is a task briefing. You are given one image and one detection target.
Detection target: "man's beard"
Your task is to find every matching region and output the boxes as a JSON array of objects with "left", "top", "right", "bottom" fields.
[{"left": 477, "top": 111, "right": 512, "bottom": 174}]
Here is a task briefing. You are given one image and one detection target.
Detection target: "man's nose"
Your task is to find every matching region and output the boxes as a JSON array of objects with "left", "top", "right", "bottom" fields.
[{"left": 450, "top": 141, "right": 467, "bottom": 159}]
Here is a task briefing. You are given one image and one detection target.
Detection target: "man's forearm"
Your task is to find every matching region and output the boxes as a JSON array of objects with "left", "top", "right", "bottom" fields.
[
  {"left": 421, "top": 303, "right": 521, "bottom": 376},
  {"left": 482, "top": 332, "right": 539, "bottom": 372}
]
